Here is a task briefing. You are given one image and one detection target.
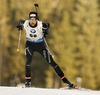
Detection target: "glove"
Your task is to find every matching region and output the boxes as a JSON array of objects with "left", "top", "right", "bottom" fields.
[
  {"left": 43, "top": 32, "right": 48, "bottom": 38},
  {"left": 16, "top": 25, "right": 23, "bottom": 31},
  {"left": 43, "top": 28, "right": 48, "bottom": 38},
  {"left": 16, "top": 19, "right": 25, "bottom": 31},
  {"left": 46, "top": 23, "right": 50, "bottom": 28}
]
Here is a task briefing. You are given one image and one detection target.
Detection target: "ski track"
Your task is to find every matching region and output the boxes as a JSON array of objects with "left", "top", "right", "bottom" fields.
[{"left": 0, "top": 86, "right": 100, "bottom": 95}]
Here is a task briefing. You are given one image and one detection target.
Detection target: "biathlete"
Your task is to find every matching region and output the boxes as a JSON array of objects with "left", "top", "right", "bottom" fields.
[{"left": 16, "top": 11, "right": 75, "bottom": 88}]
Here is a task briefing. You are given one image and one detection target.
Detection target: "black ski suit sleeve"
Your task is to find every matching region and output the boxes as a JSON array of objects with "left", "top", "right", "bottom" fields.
[{"left": 42, "top": 23, "right": 50, "bottom": 37}]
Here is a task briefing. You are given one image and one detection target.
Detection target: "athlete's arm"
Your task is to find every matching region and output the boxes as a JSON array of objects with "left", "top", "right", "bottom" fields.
[{"left": 42, "top": 23, "right": 50, "bottom": 37}]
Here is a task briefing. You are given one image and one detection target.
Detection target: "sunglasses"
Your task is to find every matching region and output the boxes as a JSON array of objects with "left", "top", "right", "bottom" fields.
[{"left": 30, "top": 19, "right": 36, "bottom": 21}]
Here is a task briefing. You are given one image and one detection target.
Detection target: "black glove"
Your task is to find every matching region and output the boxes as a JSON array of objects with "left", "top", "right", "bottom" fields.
[
  {"left": 16, "top": 19, "right": 25, "bottom": 31},
  {"left": 16, "top": 25, "right": 23, "bottom": 31},
  {"left": 46, "top": 23, "right": 50, "bottom": 28},
  {"left": 43, "top": 28, "right": 48, "bottom": 38},
  {"left": 43, "top": 32, "right": 48, "bottom": 38}
]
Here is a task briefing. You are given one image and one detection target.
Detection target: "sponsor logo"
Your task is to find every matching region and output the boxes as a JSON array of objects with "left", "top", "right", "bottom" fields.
[{"left": 30, "top": 29, "right": 36, "bottom": 33}]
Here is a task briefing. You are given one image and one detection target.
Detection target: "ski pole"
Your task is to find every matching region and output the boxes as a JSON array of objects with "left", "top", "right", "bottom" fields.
[
  {"left": 44, "top": 38, "right": 54, "bottom": 58},
  {"left": 44, "top": 38, "right": 51, "bottom": 53},
  {"left": 17, "top": 29, "right": 22, "bottom": 52}
]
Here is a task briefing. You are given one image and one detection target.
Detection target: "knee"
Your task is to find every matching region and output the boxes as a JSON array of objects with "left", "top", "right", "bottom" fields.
[{"left": 25, "top": 47, "right": 33, "bottom": 56}]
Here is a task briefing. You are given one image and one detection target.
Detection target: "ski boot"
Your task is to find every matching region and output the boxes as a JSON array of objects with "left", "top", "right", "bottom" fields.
[
  {"left": 25, "top": 73, "right": 31, "bottom": 87},
  {"left": 58, "top": 72, "right": 75, "bottom": 88},
  {"left": 25, "top": 78, "right": 31, "bottom": 88},
  {"left": 62, "top": 76, "right": 75, "bottom": 89},
  {"left": 64, "top": 81, "right": 75, "bottom": 89}
]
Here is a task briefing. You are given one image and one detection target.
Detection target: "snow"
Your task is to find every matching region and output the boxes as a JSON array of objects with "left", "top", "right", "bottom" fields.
[{"left": 0, "top": 86, "right": 100, "bottom": 95}]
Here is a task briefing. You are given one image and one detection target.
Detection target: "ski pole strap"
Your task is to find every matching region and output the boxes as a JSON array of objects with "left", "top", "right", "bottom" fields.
[
  {"left": 26, "top": 77, "right": 31, "bottom": 79},
  {"left": 61, "top": 76, "right": 65, "bottom": 79}
]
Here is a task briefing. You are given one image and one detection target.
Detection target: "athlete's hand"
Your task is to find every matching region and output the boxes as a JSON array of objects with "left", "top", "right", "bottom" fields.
[
  {"left": 16, "top": 25, "right": 23, "bottom": 31},
  {"left": 46, "top": 23, "right": 50, "bottom": 28},
  {"left": 43, "top": 32, "right": 48, "bottom": 38}
]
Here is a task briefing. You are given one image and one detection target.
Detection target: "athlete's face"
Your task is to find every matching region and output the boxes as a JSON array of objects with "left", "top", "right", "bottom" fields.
[{"left": 29, "top": 18, "right": 37, "bottom": 26}]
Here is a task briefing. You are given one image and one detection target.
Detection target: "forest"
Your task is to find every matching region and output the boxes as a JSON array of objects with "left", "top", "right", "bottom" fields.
[{"left": 0, "top": 0, "right": 100, "bottom": 90}]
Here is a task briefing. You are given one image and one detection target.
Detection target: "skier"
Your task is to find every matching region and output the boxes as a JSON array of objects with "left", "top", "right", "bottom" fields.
[{"left": 16, "top": 12, "right": 75, "bottom": 88}]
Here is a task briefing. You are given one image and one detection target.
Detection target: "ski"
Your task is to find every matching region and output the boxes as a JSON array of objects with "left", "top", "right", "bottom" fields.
[
  {"left": 60, "top": 87, "right": 91, "bottom": 91},
  {"left": 22, "top": 86, "right": 32, "bottom": 88}
]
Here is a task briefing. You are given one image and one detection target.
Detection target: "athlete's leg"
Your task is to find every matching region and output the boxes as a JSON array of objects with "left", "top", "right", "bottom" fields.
[
  {"left": 25, "top": 46, "right": 34, "bottom": 87},
  {"left": 39, "top": 47, "right": 74, "bottom": 88}
]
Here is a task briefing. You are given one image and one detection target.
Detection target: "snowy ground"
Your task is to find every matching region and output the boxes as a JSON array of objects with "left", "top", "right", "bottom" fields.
[{"left": 0, "top": 86, "right": 100, "bottom": 95}]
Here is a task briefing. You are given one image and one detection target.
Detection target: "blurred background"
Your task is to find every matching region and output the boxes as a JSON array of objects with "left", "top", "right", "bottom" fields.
[{"left": 0, "top": 0, "right": 100, "bottom": 90}]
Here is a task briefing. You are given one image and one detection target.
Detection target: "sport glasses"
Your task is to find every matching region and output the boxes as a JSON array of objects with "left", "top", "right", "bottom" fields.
[{"left": 30, "top": 19, "right": 36, "bottom": 21}]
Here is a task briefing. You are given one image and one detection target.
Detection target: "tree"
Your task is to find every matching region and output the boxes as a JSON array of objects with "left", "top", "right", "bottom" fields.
[{"left": 71, "top": 0, "right": 100, "bottom": 89}]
